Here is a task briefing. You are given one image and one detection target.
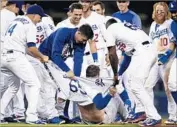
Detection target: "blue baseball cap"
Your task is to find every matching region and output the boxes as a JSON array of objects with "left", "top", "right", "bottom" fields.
[
  {"left": 27, "top": 5, "right": 46, "bottom": 17},
  {"left": 169, "top": 1, "right": 177, "bottom": 12}
]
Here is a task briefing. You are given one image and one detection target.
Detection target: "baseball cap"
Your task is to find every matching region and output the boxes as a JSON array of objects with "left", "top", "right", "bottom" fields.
[
  {"left": 27, "top": 5, "right": 46, "bottom": 17},
  {"left": 169, "top": 1, "right": 177, "bottom": 12}
]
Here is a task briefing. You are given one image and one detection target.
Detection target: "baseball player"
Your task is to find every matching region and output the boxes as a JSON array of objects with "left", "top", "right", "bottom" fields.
[
  {"left": 79, "top": 0, "right": 111, "bottom": 78},
  {"left": 105, "top": 18, "right": 161, "bottom": 126},
  {"left": 0, "top": 5, "right": 48, "bottom": 124},
  {"left": 145, "top": 2, "right": 177, "bottom": 125},
  {"left": 112, "top": 1, "right": 146, "bottom": 122},
  {"left": 45, "top": 62, "right": 128, "bottom": 124},
  {"left": 168, "top": 0, "right": 177, "bottom": 118},
  {"left": 55, "top": 3, "right": 87, "bottom": 119},
  {"left": 91, "top": 1, "right": 135, "bottom": 122},
  {"left": 0, "top": 1, "right": 26, "bottom": 122}
]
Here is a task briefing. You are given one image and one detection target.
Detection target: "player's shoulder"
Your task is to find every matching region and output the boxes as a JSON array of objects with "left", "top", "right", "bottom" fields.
[
  {"left": 112, "top": 11, "right": 121, "bottom": 17},
  {"left": 56, "top": 18, "right": 70, "bottom": 28},
  {"left": 42, "top": 15, "right": 54, "bottom": 24},
  {"left": 128, "top": 10, "right": 139, "bottom": 17}
]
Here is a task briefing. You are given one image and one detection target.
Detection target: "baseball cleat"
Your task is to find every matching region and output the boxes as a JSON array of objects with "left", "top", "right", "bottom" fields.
[
  {"left": 130, "top": 112, "right": 146, "bottom": 123},
  {"left": 139, "top": 118, "right": 161, "bottom": 126},
  {"left": 26, "top": 119, "right": 47, "bottom": 124},
  {"left": 164, "top": 119, "right": 176, "bottom": 125},
  {"left": 48, "top": 117, "right": 65, "bottom": 124}
]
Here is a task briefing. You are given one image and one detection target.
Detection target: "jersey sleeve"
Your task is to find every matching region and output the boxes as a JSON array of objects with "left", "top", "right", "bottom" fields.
[
  {"left": 42, "top": 16, "right": 55, "bottom": 36},
  {"left": 170, "top": 21, "right": 177, "bottom": 44},
  {"left": 105, "top": 26, "right": 116, "bottom": 47},
  {"left": 132, "top": 14, "right": 142, "bottom": 29},
  {"left": 26, "top": 24, "right": 37, "bottom": 43}
]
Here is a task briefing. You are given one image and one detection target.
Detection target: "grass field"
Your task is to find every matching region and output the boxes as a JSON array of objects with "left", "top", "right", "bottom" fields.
[{"left": 0, "top": 120, "right": 176, "bottom": 127}]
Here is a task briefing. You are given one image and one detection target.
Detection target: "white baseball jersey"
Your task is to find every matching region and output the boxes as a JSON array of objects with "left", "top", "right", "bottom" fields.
[
  {"left": 106, "top": 22, "right": 150, "bottom": 54},
  {"left": 149, "top": 19, "right": 176, "bottom": 54},
  {"left": 55, "top": 17, "right": 86, "bottom": 29},
  {"left": 46, "top": 62, "right": 113, "bottom": 106},
  {"left": 83, "top": 12, "right": 108, "bottom": 50},
  {"left": 1, "top": 8, "right": 16, "bottom": 42},
  {"left": 36, "top": 16, "right": 55, "bottom": 47},
  {"left": 3, "top": 15, "right": 37, "bottom": 53}
]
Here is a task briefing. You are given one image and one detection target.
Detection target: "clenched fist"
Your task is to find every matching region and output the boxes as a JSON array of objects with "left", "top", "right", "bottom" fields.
[
  {"left": 41, "top": 55, "right": 49, "bottom": 62},
  {"left": 66, "top": 70, "right": 75, "bottom": 79},
  {"left": 109, "top": 87, "right": 117, "bottom": 97}
]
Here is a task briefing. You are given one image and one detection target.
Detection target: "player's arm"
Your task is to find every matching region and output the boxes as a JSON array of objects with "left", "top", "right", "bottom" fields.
[
  {"left": 27, "top": 25, "right": 48, "bottom": 62},
  {"left": 158, "top": 21, "right": 177, "bottom": 65},
  {"left": 132, "top": 14, "right": 142, "bottom": 29},
  {"left": 88, "top": 39, "right": 98, "bottom": 62},
  {"left": 73, "top": 43, "right": 85, "bottom": 76},
  {"left": 51, "top": 28, "right": 71, "bottom": 73},
  {"left": 93, "top": 87, "right": 117, "bottom": 110}
]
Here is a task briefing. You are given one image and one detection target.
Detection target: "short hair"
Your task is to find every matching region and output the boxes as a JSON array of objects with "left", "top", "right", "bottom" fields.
[
  {"left": 106, "top": 18, "right": 117, "bottom": 29},
  {"left": 78, "top": 24, "right": 94, "bottom": 40},
  {"left": 91, "top": 0, "right": 105, "bottom": 10},
  {"left": 70, "top": 3, "right": 83, "bottom": 12},
  {"left": 86, "top": 65, "right": 100, "bottom": 77},
  {"left": 152, "top": 2, "right": 171, "bottom": 21}
]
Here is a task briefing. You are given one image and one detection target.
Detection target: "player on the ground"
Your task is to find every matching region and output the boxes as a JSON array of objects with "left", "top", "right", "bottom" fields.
[
  {"left": 145, "top": 2, "right": 177, "bottom": 125},
  {"left": 0, "top": 5, "right": 48, "bottom": 124},
  {"left": 105, "top": 18, "right": 162, "bottom": 126}
]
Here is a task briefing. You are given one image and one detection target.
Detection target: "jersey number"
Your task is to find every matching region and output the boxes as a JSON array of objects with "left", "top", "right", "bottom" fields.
[
  {"left": 6, "top": 24, "right": 17, "bottom": 36},
  {"left": 69, "top": 80, "right": 87, "bottom": 95},
  {"left": 93, "top": 33, "right": 98, "bottom": 42},
  {"left": 36, "top": 35, "right": 44, "bottom": 43},
  {"left": 160, "top": 37, "right": 168, "bottom": 46}
]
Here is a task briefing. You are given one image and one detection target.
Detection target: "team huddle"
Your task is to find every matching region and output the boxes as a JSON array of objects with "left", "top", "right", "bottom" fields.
[{"left": 0, "top": 0, "right": 177, "bottom": 126}]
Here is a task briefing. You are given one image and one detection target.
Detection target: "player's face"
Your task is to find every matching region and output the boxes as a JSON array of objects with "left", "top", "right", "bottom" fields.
[
  {"left": 75, "top": 31, "right": 88, "bottom": 43},
  {"left": 155, "top": 5, "right": 166, "bottom": 22},
  {"left": 116, "top": 1, "right": 129, "bottom": 12},
  {"left": 92, "top": 4, "right": 104, "bottom": 15},
  {"left": 33, "top": 14, "right": 42, "bottom": 24},
  {"left": 70, "top": 9, "right": 83, "bottom": 24},
  {"left": 12, "top": 4, "right": 19, "bottom": 14},
  {"left": 80, "top": 1, "right": 91, "bottom": 12}
]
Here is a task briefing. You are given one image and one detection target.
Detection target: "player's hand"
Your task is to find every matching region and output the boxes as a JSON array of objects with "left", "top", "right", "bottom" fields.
[
  {"left": 105, "top": 54, "right": 110, "bottom": 66},
  {"left": 112, "top": 76, "right": 119, "bottom": 87},
  {"left": 109, "top": 87, "right": 117, "bottom": 97},
  {"left": 66, "top": 70, "right": 75, "bottom": 79},
  {"left": 40, "top": 55, "right": 49, "bottom": 63}
]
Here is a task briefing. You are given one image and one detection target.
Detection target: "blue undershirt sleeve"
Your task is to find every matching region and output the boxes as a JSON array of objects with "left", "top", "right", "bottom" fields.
[
  {"left": 73, "top": 44, "right": 85, "bottom": 76},
  {"left": 93, "top": 93, "right": 112, "bottom": 110},
  {"left": 132, "top": 15, "right": 142, "bottom": 29}
]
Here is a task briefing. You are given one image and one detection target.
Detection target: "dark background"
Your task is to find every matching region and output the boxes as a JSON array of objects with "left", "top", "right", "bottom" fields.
[{"left": 25, "top": 1, "right": 173, "bottom": 33}]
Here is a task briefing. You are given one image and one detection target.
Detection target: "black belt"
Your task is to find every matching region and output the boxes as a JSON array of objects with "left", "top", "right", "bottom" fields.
[
  {"left": 84, "top": 51, "right": 90, "bottom": 56},
  {"left": 142, "top": 41, "right": 150, "bottom": 45},
  {"left": 130, "top": 41, "right": 150, "bottom": 54}
]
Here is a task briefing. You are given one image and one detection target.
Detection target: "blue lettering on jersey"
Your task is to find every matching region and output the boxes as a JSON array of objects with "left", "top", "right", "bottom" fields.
[
  {"left": 14, "top": 18, "right": 29, "bottom": 24},
  {"left": 95, "top": 78, "right": 105, "bottom": 87},
  {"left": 151, "top": 28, "right": 168, "bottom": 40},
  {"left": 37, "top": 26, "right": 43, "bottom": 32},
  {"left": 92, "top": 24, "right": 98, "bottom": 30}
]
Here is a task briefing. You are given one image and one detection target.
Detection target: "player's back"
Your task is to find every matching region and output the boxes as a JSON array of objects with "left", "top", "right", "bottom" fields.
[
  {"left": 3, "top": 15, "right": 36, "bottom": 53},
  {"left": 1, "top": 8, "right": 16, "bottom": 42},
  {"left": 107, "top": 21, "right": 150, "bottom": 52}
]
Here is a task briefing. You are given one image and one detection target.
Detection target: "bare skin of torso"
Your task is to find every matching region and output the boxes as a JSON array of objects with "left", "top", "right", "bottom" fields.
[{"left": 78, "top": 103, "right": 105, "bottom": 123}]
